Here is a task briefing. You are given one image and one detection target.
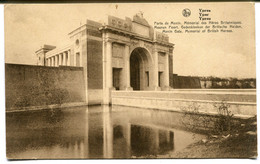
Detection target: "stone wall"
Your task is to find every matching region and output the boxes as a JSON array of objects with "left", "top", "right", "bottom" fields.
[
  {"left": 172, "top": 74, "right": 201, "bottom": 89},
  {"left": 111, "top": 89, "right": 257, "bottom": 118},
  {"left": 87, "top": 31, "right": 103, "bottom": 89},
  {"left": 86, "top": 27, "right": 103, "bottom": 105},
  {"left": 5, "top": 64, "right": 86, "bottom": 110}
]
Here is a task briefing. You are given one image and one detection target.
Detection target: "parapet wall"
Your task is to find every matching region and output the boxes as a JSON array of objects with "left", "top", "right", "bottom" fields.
[
  {"left": 5, "top": 64, "right": 86, "bottom": 111},
  {"left": 111, "top": 89, "right": 256, "bottom": 118},
  {"left": 172, "top": 74, "right": 201, "bottom": 88}
]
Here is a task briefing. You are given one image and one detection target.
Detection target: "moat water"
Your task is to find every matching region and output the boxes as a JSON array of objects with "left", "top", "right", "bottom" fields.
[{"left": 6, "top": 105, "right": 204, "bottom": 159}]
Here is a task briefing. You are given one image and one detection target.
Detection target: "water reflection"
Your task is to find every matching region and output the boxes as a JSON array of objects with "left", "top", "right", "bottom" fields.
[
  {"left": 131, "top": 125, "right": 174, "bottom": 156},
  {"left": 6, "top": 105, "right": 204, "bottom": 159}
]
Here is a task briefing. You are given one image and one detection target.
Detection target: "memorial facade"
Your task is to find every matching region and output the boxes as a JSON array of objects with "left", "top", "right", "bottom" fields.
[{"left": 35, "top": 13, "right": 174, "bottom": 104}]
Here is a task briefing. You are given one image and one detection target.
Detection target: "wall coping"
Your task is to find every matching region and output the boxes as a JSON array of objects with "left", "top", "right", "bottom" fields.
[
  {"left": 6, "top": 102, "right": 87, "bottom": 113},
  {"left": 112, "top": 89, "right": 256, "bottom": 95},
  {"left": 112, "top": 96, "right": 256, "bottom": 106},
  {"left": 5, "top": 63, "right": 83, "bottom": 71}
]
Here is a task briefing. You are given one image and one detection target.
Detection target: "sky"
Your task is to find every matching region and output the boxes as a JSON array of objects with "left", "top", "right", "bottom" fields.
[{"left": 4, "top": 3, "right": 256, "bottom": 78}]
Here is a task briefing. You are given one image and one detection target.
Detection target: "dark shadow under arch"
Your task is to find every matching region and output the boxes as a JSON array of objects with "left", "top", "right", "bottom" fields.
[{"left": 130, "top": 47, "right": 151, "bottom": 90}]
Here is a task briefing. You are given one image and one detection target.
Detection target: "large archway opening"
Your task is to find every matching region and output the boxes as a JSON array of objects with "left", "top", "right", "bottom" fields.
[{"left": 130, "top": 47, "right": 152, "bottom": 91}]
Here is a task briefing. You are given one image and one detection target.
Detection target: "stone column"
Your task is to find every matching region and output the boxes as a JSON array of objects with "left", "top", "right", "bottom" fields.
[
  {"left": 103, "top": 41, "right": 113, "bottom": 104},
  {"left": 163, "top": 53, "right": 170, "bottom": 90},
  {"left": 50, "top": 57, "right": 52, "bottom": 66},
  {"left": 53, "top": 56, "right": 55, "bottom": 66},
  {"left": 153, "top": 50, "right": 160, "bottom": 90},
  {"left": 52, "top": 56, "right": 55, "bottom": 66},
  {"left": 59, "top": 54, "right": 62, "bottom": 66},
  {"left": 102, "top": 33, "right": 107, "bottom": 101},
  {"left": 62, "top": 52, "right": 66, "bottom": 66},
  {"left": 124, "top": 44, "right": 132, "bottom": 91},
  {"left": 107, "top": 42, "right": 112, "bottom": 89},
  {"left": 55, "top": 55, "right": 58, "bottom": 67},
  {"left": 74, "top": 51, "right": 77, "bottom": 66},
  {"left": 57, "top": 55, "right": 60, "bottom": 66},
  {"left": 67, "top": 50, "right": 71, "bottom": 66},
  {"left": 60, "top": 53, "right": 63, "bottom": 66}
]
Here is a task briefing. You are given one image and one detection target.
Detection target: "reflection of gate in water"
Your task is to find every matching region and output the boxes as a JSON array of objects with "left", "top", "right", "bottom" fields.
[{"left": 130, "top": 124, "right": 174, "bottom": 156}]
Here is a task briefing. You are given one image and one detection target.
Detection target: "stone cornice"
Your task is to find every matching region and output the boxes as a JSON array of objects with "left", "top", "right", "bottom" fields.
[
  {"left": 46, "top": 44, "right": 72, "bottom": 58},
  {"left": 100, "top": 25, "right": 174, "bottom": 48}
]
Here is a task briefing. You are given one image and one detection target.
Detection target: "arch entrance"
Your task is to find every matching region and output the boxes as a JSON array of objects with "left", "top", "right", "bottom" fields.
[{"left": 130, "top": 47, "right": 152, "bottom": 90}]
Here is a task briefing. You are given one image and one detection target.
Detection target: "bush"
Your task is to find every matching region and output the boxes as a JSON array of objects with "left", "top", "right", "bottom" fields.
[
  {"left": 181, "top": 101, "right": 235, "bottom": 136},
  {"left": 213, "top": 101, "right": 233, "bottom": 135}
]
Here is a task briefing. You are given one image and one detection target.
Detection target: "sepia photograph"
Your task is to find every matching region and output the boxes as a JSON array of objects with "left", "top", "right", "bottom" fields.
[{"left": 3, "top": 2, "right": 257, "bottom": 159}]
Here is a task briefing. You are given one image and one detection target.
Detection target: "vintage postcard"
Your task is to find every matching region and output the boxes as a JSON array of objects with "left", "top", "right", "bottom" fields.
[{"left": 4, "top": 2, "right": 256, "bottom": 159}]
